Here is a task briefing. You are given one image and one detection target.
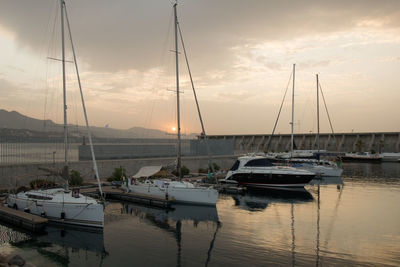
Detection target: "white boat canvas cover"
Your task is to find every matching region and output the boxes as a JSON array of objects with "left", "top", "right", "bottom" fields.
[{"left": 133, "top": 166, "right": 163, "bottom": 178}]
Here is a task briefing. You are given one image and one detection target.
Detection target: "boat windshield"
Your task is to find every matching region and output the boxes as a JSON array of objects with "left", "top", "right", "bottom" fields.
[
  {"left": 244, "top": 158, "right": 274, "bottom": 167},
  {"left": 230, "top": 160, "right": 240, "bottom": 171}
]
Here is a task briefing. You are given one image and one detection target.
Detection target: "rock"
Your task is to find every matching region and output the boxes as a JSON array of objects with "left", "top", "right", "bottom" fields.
[{"left": 8, "top": 255, "right": 25, "bottom": 266}]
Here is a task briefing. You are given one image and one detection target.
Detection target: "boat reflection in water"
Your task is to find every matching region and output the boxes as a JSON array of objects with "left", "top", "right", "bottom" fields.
[
  {"left": 10, "top": 224, "right": 107, "bottom": 266},
  {"left": 122, "top": 202, "right": 220, "bottom": 267},
  {"left": 231, "top": 187, "right": 314, "bottom": 212},
  {"left": 39, "top": 225, "right": 106, "bottom": 253},
  {"left": 229, "top": 176, "right": 343, "bottom": 267},
  {"left": 227, "top": 187, "right": 314, "bottom": 267},
  {"left": 229, "top": 174, "right": 343, "bottom": 213},
  {"left": 122, "top": 203, "right": 219, "bottom": 224}
]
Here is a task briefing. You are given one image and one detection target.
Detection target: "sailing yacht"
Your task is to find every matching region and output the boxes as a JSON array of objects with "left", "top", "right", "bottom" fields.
[
  {"left": 268, "top": 67, "right": 342, "bottom": 177},
  {"left": 266, "top": 152, "right": 343, "bottom": 177},
  {"left": 285, "top": 73, "right": 342, "bottom": 177},
  {"left": 126, "top": 3, "right": 218, "bottom": 206},
  {"left": 126, "top": 178, "right": 218, "bottom": 206},
  {"left": 6, "top": 0, "right": 104, "bottom": 228}
]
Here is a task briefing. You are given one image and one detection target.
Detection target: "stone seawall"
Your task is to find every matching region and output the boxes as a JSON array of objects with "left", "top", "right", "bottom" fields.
[
  {"left": 208, "top": 132, "right": 400, "bottom": 154},
  {"left": 0, "top": 155, "right": 236, "bottom": 189}
]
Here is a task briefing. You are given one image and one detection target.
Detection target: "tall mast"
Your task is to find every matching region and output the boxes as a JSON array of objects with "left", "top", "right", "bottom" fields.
[
  {"left": 316, "top": 74, "right": 320, "bottom": 158},
  {"left": 291, "top": 64, "right": 295, "bottom": 156},
  {"left": 177, "top": 23, "right": 215, "bottom": 176},
  {"left": 64, "top": 4, "right": 103, "bottom": 197},
  {"left": 60, "top": 0, "right": 69, "bottom": 182},
  {"left": 174, "top": 3, "right": 182, "bottom": 179}
]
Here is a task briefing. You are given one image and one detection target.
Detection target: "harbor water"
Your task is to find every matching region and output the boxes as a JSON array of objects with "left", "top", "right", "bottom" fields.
[{"left": 1, "top": 162, "right": 400, "bottom": 266}]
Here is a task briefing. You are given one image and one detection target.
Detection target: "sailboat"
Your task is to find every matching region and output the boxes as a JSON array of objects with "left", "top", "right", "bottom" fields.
[
  {"left": 6, "top": 0, "right": 104, "bottom": 228},
  {"left": 124, "top": 2, "right": 218, "bottom": 206},
  {"left": 267, "top": 67, "right": 343, "bottom": 177},
  {"left": 222, "top": 65, "right": 316, "bottom": 189}
]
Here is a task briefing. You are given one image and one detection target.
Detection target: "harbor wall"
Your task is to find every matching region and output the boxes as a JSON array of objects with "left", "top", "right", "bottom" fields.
[
  {"left": 207, "top": 132, "right": 400, "bottom": 154},
  {"left": 0, "top": 155, "right": 236, "bottom": 189},
  {"left": 78, "top": 139, "right": 234, "bottom": 160}
]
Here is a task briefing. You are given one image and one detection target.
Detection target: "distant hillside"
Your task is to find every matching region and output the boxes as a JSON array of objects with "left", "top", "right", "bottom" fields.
[
  {"left": 0, "top": 109, "right": 58, "bottom": 132},
  {"left": 0, "top": 109, "right": 197, "bottom": 139},
  {"left": 88, "top": 125, "right": 173, "bottom": 139}
]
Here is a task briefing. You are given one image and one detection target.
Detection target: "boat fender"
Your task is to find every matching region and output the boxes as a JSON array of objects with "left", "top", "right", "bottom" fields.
[
  {"left": 61, "top": 211, "right": 65, "bottom": 219},
  {"left": 13, "top": 204, "right": 18, "bottom": 210},
  {"left": 165, "top": 192, "right": 169, "bottom": 200},
  {"left": 24, "top": 208, "right": 30, "bottom": 213},
  {"left": 41, "top": 211, "right": 46, "bottom": 217}
]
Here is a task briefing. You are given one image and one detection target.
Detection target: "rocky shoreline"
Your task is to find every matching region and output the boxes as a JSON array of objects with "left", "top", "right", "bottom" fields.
[{"left": 0, "top": 253, "right": 35, "bottom": 267}]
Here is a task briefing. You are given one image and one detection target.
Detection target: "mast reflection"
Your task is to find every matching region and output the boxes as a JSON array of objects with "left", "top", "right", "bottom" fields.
[{"left": 121, "top": 202, "right": 220, "bottom": 267}]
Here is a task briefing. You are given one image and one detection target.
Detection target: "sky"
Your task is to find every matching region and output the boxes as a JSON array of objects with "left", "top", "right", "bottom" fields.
[{"left": 0, "top": 0, "right": 399, "bottom": 135}]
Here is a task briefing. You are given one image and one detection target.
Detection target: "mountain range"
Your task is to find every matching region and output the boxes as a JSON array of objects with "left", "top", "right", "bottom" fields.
[{"left": 0, "top": 109, "right": 194, "bottom": 139}]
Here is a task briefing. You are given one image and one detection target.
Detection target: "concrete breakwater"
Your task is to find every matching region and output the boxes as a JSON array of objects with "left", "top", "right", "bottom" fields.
[
  {"left": 207, "top": 131, "right": 400, "bottom": 154},
  {"left": 0, "top": 155, "right": 236, "bottom": 189}
]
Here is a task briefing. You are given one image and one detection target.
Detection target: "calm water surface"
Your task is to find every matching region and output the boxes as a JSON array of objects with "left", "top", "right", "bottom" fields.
[{"left": 1, "top": 162, "right": 400, "bottom": 266}]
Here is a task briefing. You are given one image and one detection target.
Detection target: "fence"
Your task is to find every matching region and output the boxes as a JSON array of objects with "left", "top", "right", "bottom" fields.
[{"left": 0, "top": 137, "right": 234, "bottom": 165}]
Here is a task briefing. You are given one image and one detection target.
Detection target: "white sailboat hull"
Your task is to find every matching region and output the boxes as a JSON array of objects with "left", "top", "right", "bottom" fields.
[
  {"left": 126, "top": 181, "right": 218, "bottom": 206},
  {"left": 6, "top": 190, "right": 104, "bottom": 228},
  {"left": 267, "top": 155, "right": 343, "bottom": 177}
]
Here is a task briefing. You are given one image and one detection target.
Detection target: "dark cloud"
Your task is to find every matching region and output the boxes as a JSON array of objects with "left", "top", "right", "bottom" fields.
[{"left": 1, "top": 0, "right": 399, "bottom": 74}]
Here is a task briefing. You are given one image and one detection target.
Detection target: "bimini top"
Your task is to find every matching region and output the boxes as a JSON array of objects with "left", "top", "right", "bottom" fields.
[{"left": 133, "top": 165, "right": 163, "bottom": 178}]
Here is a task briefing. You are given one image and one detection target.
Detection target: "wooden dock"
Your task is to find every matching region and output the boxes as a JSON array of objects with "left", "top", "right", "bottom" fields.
[
  {"left": 82, "top": 186, "right": 173, "bottom": 209},
  {"left": 0, "top": 204, "right": 48, "bottom": 232}
]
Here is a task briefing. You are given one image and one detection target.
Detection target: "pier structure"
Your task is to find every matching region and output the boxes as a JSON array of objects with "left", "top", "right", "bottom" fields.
[
  {"left": 0, "top": 205, "right": 48, "bottom": 232},
  {"left": 206, "top": 132, "right": 400, "bottom": 154}
]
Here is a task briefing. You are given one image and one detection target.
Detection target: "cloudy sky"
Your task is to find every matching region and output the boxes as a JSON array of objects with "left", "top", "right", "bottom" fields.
[{"left": 0, "top": 0, "right": 399, "bottom": 135}]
